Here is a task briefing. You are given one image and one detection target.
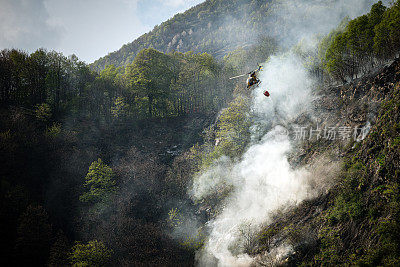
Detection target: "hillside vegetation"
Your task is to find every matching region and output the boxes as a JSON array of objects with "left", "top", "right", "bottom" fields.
[
  {"left": 248, "top": 57, "right": 400, "bottom": 266},
  {"left": 0, "top": 0, "right": 400, "bottom": 266},
  {"left": 170, "top": 1, "right": 400, "bottom": 265},
  {"left": 0, "top": 17, "right": 276, "bottom": 267},
  {"left": 92, "top": 0, "right": 277, "bottom": 70}
]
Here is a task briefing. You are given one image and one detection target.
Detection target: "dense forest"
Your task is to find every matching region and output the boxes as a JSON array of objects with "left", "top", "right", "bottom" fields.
[
  {"left": 0, "top": 19, "right": 277, "bottom": 266},
  {"left": 1, "top": 0, "right": 400, "bottom": 265},
  {"left": 318, "top": 0, "right": 400, "bottom": 82}
]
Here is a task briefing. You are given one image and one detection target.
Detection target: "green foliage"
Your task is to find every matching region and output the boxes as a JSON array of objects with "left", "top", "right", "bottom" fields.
[
  {"left": 180, "top": 229, "right": 205, "bottom": 251},
  {"left": 357, "top": 215, "right": 400, "bottom": 266},
  {"left": 1, "top": 48, "right": 96, "bottom": 118},
  {"left": 346, "top": 14, "right": 374, "bottom": 73},
  {"left": 345, "top": 161, "right": 366, "bottom": 189},
  {"left": 100, "top": 64, "right": 123, "bottom": 84},
  {"left": 325, "top": 31, "right": 350, "bottom": 82},
  {"left": 46, "top": 122, "right": 62, "bottom": 137},
  {"left": 0, "top": 45, "right": 234, "bottom": 267},
  {"left": 1, "top": 40, "right": 272, "bottom": 123},
  {"left": 111, "top": 96, "right": 130, "bottom": 119},
  {"left": 374, "top": 1, "right": 400, "bottom": 58},
  {"left": 91, "top": 0, "right": 278, "bottom": 71},
  {"left": 213, "top": 95, "right": 251, "bottom": 159},
  {"left": 119, "top": 48, "right": 228, "bottom": 118},
  {"left": 196, "top": 95, "right": 251, "bottom": 170},
  {"left": 35, "top": 103, "right": 52, "bottom": 121},
  {"left": 259, "top": 225, "right": 279, "bottom": 252},
  {"left": 329, "top": 194, "right": 364, "bottom": 222},
  {"left": 183, "top": 94, "right": 251, "bottom": 208},
  {"left": 321, "top": 1, "right": 399, "bottom": 82},
  {"left": 69, "top": 240, "right": 112, "bottom": 266},
  {"left": 168, "top": 207, "right": 183, "bottom": 227},
  {"left": 315, "top": 226, "right": 343, "bottom": 265},
  {"left": 181, "top": 93, "right": 252, "bottom": 214},
  {"left": 315, "top": 84, "right": 400, "bottom": 265},
  {"left": 285, "top": 224, "right": 308, "bottom": 247},
  {"left": 126, "top": 48, "right": 176, "bottom": 117},
  {"left": 79, "top": 159, "right": 117, "bottom": 203}
]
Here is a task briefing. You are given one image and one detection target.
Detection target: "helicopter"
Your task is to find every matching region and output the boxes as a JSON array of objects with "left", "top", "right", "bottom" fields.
[{"left": 229, "top": 65, "right": 270, "bottom": 97}]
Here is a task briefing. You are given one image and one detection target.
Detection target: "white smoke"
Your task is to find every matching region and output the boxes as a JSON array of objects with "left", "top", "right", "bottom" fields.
[
  {"left": 252, "top": 54, "right": 313, "bottom": 121},
  {"left": 192, "top": 156, "right": 233, "bottom": 200},
  {"left": 191, "top": 0, "right": 385, "bottom": 266},
  {"left": 269, "top": 0, "right": 391, "bottom": 48},
  {"left": 195, "top": 52, "right": 316, "bottom": 266}
]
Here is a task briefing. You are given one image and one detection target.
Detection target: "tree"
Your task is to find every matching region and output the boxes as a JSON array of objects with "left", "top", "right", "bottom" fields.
[
  {"left": 69, "top": 240, "right": 112, "bottom": 266},
  {"left": 170, "top": 51, "right": 222, "bottom": 115},
  {"left": 346, "top": 15, "right": 373, "bottom": 71},
  {"left": 27, "top": 49, "right": 49, "bottom": 105},
  {"left": 345, "top": 1, "right": 386, "bottom": 71},
  {"left": 125, "top": 48, "right": 176, "bottom": 117},
  {"left": 321, "top": 1, "right": 393, "bottom": 82},
  {"left": 196, "top": 95, "right": 252, "bottom": 169},
  {"left": 325, "top": 32, "right": 351, "bottom": 83},
  {"left": 374, "top": 1, "right": 400, "bottom": 59},
  {"left": 35, "top": 103, "right": 52, "bottom": 122},
  {"left": 45, "top": 51, "right": 65, "bottom": 114},
  {"left": 214, "top": 95, "right": 251, "bottom": 159},
  {"left": 111, "top": 96, "right": 130, "bottom": 119},
  {"left": 79, "top": 158, "right": 117, "bottom": 203},
  {"left": 368, "top": 1, "right": 386, "bottom": 26}
]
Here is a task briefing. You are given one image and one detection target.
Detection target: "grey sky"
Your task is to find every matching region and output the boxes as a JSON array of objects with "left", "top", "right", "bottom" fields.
[{"left": 0, "top": 0, "right": 203, "bottom": 63}]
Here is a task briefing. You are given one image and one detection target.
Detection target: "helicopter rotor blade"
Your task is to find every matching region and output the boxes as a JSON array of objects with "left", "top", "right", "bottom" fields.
[{"left": 229, "top": 73, "right": 247, "bottom": 80}]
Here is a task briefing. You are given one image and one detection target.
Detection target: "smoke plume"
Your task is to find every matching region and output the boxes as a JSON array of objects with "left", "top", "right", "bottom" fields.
[
  {"left": 195, "top": 52, "right": 316, "bottom": 266},
  {"left": 191, "top": 0, "right": 385, "bottom": 265}
]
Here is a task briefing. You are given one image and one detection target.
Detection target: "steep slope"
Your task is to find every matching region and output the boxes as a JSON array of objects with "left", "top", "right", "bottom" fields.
[
  {"left": 253, "top": 58, "right": 400, "bottom": 266},
  {"left": 91, "top": 0, "right": 274, "bottom": 71},
  {"left": 92, "top": 0, "right": 378, "bottom": 71}
]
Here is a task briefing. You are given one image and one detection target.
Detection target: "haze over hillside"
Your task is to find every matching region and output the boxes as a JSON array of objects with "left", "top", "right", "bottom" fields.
[
  {"left": 1, "top": 0, "right": 400, "bottom": 266},
  {"left": 92, "top": 0, "right": 382, "bottom": 71}
]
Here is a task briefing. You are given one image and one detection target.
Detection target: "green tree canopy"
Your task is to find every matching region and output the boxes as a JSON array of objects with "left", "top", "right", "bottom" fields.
[
  {"left": 374, "top": 1, "right": 400, "bottom": 58},
  {"left": 79, "top": 158, "right": 117, "bottom": 203},
  {"left": 69, "top": 240, "right": 112, "bottom": 266},
  {"left": 125, "top": 48, "right": 177, "bottom": 117},
  {"left": 321, "top": 1, "right": 399, "bottom": 82}
]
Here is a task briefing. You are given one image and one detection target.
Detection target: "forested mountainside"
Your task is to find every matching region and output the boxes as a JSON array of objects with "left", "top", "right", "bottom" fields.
[
  {"left": 1, "top": 0, "right": 400, "bottom": 265},
  {"left": 92, "top": 0, "right": 275, "bottom": 70},
  {"left": 91, "top": 0, "right": 377, "bottom": 71},
  {"left": 178, "top": 2, "right": 400, "bottom": 265},
  {"left": 0, "top": 21, "right": 276, "bottom": 267}
]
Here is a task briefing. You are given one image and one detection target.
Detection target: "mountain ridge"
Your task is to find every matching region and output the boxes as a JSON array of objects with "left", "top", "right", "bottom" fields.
[
  {"left": 91, "top": 0, "right": 280, "bottom": 71},
  {"left": 91, "top": 0, "right": 380, "bottom": 72}
]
